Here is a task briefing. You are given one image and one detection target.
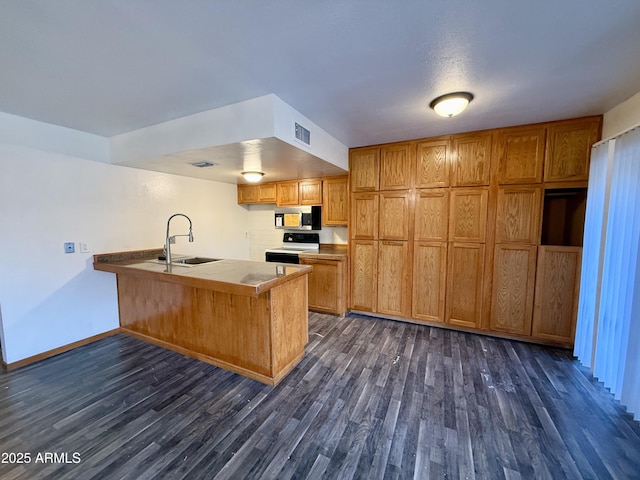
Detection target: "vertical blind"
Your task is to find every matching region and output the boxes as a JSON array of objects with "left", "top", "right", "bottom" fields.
[{"left": 575, "top": 126, "right": 640, "bottom": 420}]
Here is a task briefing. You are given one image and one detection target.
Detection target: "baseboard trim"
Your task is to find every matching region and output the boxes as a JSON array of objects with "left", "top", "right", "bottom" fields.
[{"left": 1, "top": 328, "right": 121, "bottom": 371}]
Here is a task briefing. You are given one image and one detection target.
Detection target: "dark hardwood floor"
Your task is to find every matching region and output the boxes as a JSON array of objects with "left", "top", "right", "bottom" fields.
[{"left": 1, "top": 312, "right": 639, "bottom": 479}]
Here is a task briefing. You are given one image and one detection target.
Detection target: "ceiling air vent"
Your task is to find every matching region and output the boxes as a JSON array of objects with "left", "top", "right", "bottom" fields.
[
  {"left": 190, "top": 161, "right": 218, "bottom": 168},
  {"left": 295, "top": 122, "right": 311, "bottom": 145}
]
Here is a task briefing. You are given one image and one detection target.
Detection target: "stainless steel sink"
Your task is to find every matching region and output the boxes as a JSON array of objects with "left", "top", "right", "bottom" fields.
[
  {"left": 145, "top": 256, "right": 222, "bottom": 267},
  {"left": 172, "top": 257, "right": 222, "bottom": 265}
]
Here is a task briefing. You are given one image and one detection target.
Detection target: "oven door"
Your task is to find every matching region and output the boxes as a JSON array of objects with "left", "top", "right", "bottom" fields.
[{"left": 265, "top": 252, "right": 300, "bottom": 264}]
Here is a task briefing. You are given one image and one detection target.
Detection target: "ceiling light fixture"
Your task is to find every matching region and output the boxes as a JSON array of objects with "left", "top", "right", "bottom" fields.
[
  {"left": 429, "top": 92, "right": 474, "bottom": 118},
  {"left": 241, "top": 171, "right": 264, "bottom": 183}
]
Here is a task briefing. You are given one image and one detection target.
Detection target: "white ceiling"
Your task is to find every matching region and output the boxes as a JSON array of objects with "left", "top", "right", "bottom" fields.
[{"left": 2, "top": 1, "right": 640, "bottom": 177}]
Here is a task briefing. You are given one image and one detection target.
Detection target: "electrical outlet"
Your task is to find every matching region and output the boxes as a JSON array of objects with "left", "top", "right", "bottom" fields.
[
  {"left": 64, "top": 242, "right": 75, "bottom": 254},
  {"left": 79, "top": 242, "right": 90, "bottom": 253}
]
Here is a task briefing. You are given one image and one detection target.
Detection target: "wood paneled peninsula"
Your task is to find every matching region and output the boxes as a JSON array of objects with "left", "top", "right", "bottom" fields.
[{"left": 94, "top": 249, "right": 311, "bottom": 386}]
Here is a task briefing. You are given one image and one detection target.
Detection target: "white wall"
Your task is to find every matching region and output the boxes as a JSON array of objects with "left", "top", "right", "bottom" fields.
[
  {"left": 602, "top": 90, "right": 640, "bottom": 139},
  {"left": 0, "top": 126, "right": 250, "bottom": 365}
]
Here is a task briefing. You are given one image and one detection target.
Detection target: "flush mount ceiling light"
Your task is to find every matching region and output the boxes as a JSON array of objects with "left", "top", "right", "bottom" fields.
[
  {"left": 241, "top": 171, "right": 264, "bottom": 183},
  {"left": 429, "top": 92, "right": 474, "bottom": 118}
]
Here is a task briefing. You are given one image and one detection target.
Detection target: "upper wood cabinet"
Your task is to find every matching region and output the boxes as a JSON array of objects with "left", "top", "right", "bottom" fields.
[
  {"left": 415, "top": 138, "right": 451, "bottom": 188},
  {"left": 276, "top": 181, "right": 300, "bottom": 206},
  {"left": 544, "top": 117, "right": 601, "bottom": 183},
  {"left": 449, "top": 188, "right": 488, "bottom": 243},
  {"left": 490, "top": 244, "right": 537, "bottom": 336},
  {"left": 446, "top": 243, "right": 485, "bottom": 328},
  {"left": 380, "top": 144, "right": 413, "bottom": 190},
  {"left": 379, "top": 191, "right": 411, "bottom": 240},
  {"left": 237, "top": 183, "right": 277, "bottom": 204},
  {"left": 299, "top": 179, "right": 322, "bottom": 205},
  {"left": 495, "top": 125, "right": 546, "bottom": 184},
  {"left": 496, "top": 186, "right": 542, "bottom": 244},
  {"left": 532, "top": 246, "right": 582, "bottom": 345},
  {"left": 350, "top": 193, "right": 379, "bottom": 239},
  {"left": 412, "top": 242, "right": 447, "bottom": 323},
  {"left": 322, "top": 176, "right": 348, "bottom": 226},
  {"left": 351, "top": 240, "right": 378, "bottom": 312},
  {"left": 451, "top": 132, "right": 492, "bottom": 186},
  {"left": 350, "top": 147, "right": 380, "bottom": 192},
  {"left": 377, "top": 241, "right": 411, "bottom": 317},
  {"left": 414, "top": 189, "right": 449, "bottom": 242}
]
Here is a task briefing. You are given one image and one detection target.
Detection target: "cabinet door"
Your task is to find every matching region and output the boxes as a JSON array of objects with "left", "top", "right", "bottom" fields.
[
  {"left": 496, "top": 186, "right": 542, "bottom": 244},
  {"left": 300, "top": 258, "right": 343, "bottom": 314},
  {"left": 446, "top": 243, "right": 485, "bottom": 328},
  {"left": 322, "top": 176, "right": 349, "bottom": 226},
  {"left": 544, "top": 117, "right": 601, "bottom": 182},
  {"left": 532, "top": 246, "right": 582, "bottom": 345},
  {"left": 350, "top": 148, "right": 380, "bottom": 192},
  {"left": 380, "top": 144, "right": 413, "bottom": 190},
  {"left": 490, "top": 245, "right": 537, "bottom": 335},
  {"left": 299, "top": 179, "right": 323, "bottom": 205},
  {"left": 414, "top": 189, "right": 449, "bottom": 241},
  {"left": 350, "top": 193, "right": 379, "bottom": 239},
  {"left": 452, "top": 132, "right": 491, "bottom": 186},
  {"left": 412, "top": 242, "right": 447, "bottom": 323},
  {"left": 237, "top": 184, "right": 259, "bottom": 204},
  {"left": 351, "top": 240, "right": 378, "bottom": 312},
  {"left": 379, "top": 191, "right": 411, "bottom": 240},
  {"left": 449, "top": 188, "right": 488, "bottom": 243},
  {"left": 258, "top": 183, "right": 277, "bottom": 203},
  {"left": 276, "top": 181, "right": 299, "bottom": 206},
  {"left": 495, "top": 125, "right": 546, "bottom": 184},
  {"left": 377, "top": 241, "right": 411, "bottom": 317},
  {"left": 415, "top": 138, "right": 451, "bottom": 188}
]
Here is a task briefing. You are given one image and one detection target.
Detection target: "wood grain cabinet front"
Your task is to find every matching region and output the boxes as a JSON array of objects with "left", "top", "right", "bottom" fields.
[
  {"left": 350, "top": 147, "right": 380, "bottom": 192},
  {"left": 544, "top": 117, "right": 601, "bottom": 183},
  {"left": 299, "top": 179, "right": 322, "bottom": 205},
  {"left": 377, "top": 241, "right": 411, "bottom": 317},
  {"left": 350, "top": 193, "right": 379, "bottom": 240},
  {"left": 414, "top": 189, "right": 449, "bottom": 242},
  {"left": 276, "top": 181, "right": 300, "bottom": 206},
  {"left": 446, "top": 243, "right": 485, "bottom": 329},
  {"left": 495, "top": 125, "right": 546, "bottom": 184},
  {"left": 490, "top": 245, "right": 537, "bottom": 335},
  {"left": 415, "top": 138, "right": 451, "bottom": 188},
  {"left": 452, "top": 132, "right": 492, "bottom": 186},
  {"left": 449, "top": 188, "right": 488, "bottom": 243},
  {"left": 532, "top": 246, "right": 582, "bottom": 346},
  {"left": 379, "top": 191, "right": 411, "bottom": 240},
  {"left": 412, "top": 242, "right": 447, "bottom": 323},
  {"left": 300, "top": 257, "right": 348, "bottom": 315},
  {"left": 350, "top": 240, "right": 378, "bottom": 312},
  {"left": 496, "top": 186, "right": 542, "bottom": 244},
  {"left": 322, "top": 176, "right": 349, "bottom": 226},
  {"left": 379, "top": 144, "right": 413, "bottom": 190}
]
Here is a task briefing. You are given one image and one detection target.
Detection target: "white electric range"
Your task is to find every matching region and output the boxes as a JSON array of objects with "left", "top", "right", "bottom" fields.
[{"left": 264, "top": 232, "right": 320, "bottom": 264}]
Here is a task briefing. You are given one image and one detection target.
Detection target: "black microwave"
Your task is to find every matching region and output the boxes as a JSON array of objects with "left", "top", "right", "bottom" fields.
[{"left": 274, "top": 206, "right": 321, "bottom": 230}]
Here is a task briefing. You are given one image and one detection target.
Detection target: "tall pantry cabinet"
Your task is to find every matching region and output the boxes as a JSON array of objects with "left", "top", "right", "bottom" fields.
[{"left": 349, "top": 115, "right": 601, "bottom": 348}]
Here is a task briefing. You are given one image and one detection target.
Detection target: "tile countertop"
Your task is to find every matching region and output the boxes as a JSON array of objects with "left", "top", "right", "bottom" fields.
[{"left": 93, "top": 249, "right": 311, "bottom": 297}]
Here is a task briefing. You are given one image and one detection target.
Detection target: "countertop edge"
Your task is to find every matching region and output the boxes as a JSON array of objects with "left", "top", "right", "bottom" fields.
[{"left": 93, "top": 254, "right": 311, "bottom": 297}]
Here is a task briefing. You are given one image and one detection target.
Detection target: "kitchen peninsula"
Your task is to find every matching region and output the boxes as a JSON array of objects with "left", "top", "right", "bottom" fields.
[{"left": 94, "top": 249, "right": 311, "bottom": 385}]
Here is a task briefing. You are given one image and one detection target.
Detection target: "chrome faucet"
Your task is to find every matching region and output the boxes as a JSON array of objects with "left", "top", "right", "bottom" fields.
[{"left": 164, "top": 213, "right": 194, "bottom": 269}]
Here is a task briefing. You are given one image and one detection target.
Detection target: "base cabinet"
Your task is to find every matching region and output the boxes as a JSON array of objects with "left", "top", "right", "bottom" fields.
[
  {"left": 446, "top": 243, "right": 485, "bottom": 328},
  {"left": 532, "top": 246, "right": 582, "bottom": 344},
  {"left": 490, "top": 245, "right": 537, "bottom": 335},
  {"left": 350, "top": 240, "right": 378, "bottom": 312},
  {"left": 412, "top": 242, "right": 447, "bottom": 323},
  {"left": 377, "top": 241, "right": 411, "bottom": 317},
  {"left": 300, "top": 257, "right": 348, "bottom": 315}
]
